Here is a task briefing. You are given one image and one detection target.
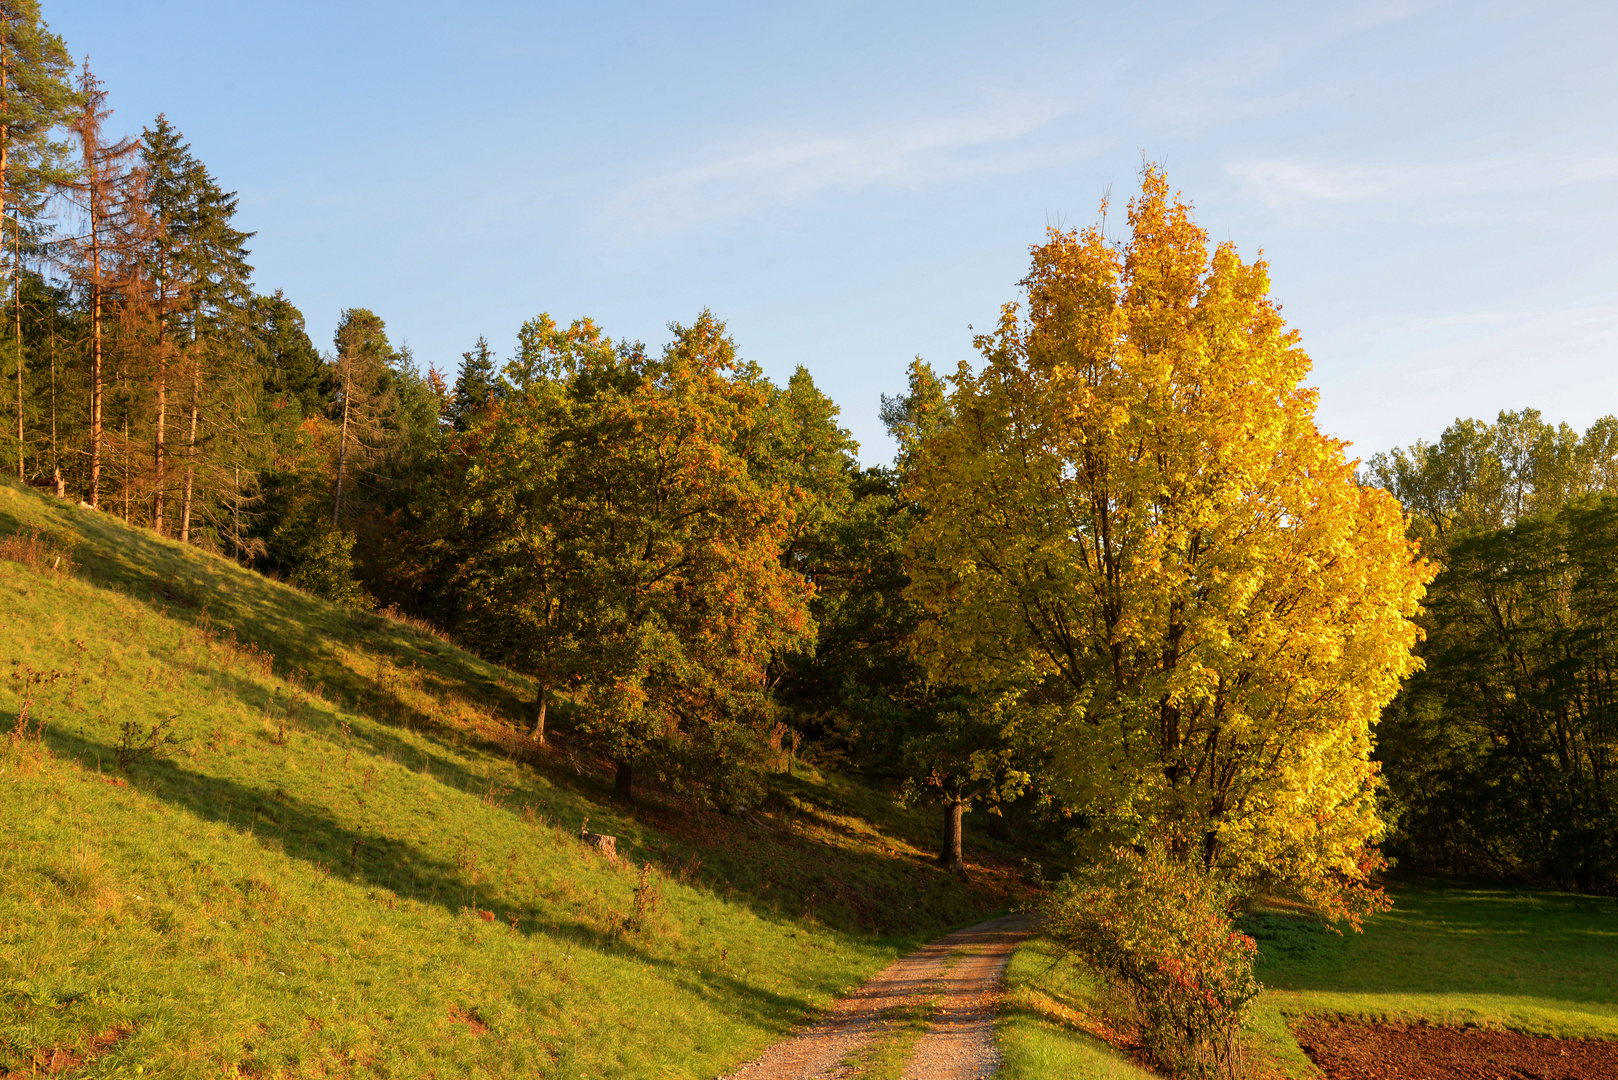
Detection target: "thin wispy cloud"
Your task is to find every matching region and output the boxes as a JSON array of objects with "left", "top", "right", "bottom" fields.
[
  {"left": 1230, "top": 150, "right": 1618, "bottom": 208},
  {"left": 593, "top": 94, "right": 1081, "bottom": 242},
  {"left": 1135, "top": 1, "right": 1440, "bottom": 125}
]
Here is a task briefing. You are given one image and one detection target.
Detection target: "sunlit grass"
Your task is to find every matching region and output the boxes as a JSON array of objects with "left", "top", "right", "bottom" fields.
[
  {"left": 995, "top": 938, "right": 1159, "bottom": 1080},
  {"left": 0, "top": 478, "right": 1027, "bottom": 1078},
  {"left": 1245, "top": 875, "right": 1618, "bottom": 1076},
  {"left": 997, "top": 878, "right": 1618, "bottom": 1079}
]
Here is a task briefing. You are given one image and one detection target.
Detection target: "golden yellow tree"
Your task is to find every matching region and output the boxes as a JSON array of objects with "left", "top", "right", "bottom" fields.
[{"left": 904, "top": 168, "right": 1431, "bottom": 916}]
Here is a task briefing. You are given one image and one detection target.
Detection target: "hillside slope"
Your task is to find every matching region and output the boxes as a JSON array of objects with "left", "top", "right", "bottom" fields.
[{"left": 0, "top": 479, "right": 1030, "bottom": 1079}]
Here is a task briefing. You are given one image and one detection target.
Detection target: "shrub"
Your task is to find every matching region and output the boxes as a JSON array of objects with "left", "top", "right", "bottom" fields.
[
  {"left": 288, "top": 528, "right": 374, "bottom": 609},
  {"left": 1045, "top": 847, "right": 1260, "bottom": 1080}
]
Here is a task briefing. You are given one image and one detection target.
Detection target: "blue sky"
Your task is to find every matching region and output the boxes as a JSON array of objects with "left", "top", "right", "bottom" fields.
[{"left": 52, "top": 1, "right": 1618, "bottom": 464}]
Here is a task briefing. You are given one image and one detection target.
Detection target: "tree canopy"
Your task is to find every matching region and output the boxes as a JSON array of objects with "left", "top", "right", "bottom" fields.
[
  {"left": 901, "top": 169, "right": 1432, "bottom": 916},
  {"left": 2, "top": 3, "right": 1600, "bottom": 902}
]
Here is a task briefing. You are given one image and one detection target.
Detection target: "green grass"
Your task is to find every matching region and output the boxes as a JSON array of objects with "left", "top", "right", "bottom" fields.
[
  {"left": 1245, "top": 875, "right": 1618, "bottom": 1065},
  {"left": 996, "top": 879, "right": 1618, "bottom": 1079},
  {"left": 0, "top": 478, "right": 1030, "bottom": 1078},
  {"left": 838, "top": 988, "right": 942, "bottom": 1080},
  {"left": 995, "top": 939, "right": 1158, "bottom": 1080}
]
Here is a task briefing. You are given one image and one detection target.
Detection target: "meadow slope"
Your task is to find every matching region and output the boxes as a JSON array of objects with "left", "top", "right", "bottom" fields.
[{"left": 0, "top": 478, "right": 1030, "bottom": 1079}]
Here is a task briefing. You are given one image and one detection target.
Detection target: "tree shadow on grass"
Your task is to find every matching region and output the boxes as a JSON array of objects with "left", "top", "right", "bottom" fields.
[
  {"left": 20, "top": 724, "right": 862, "bottom": 1038},
  {"left": 1244, "top": 877, "right": 1618, "bottom": 1005},
  {"left": 1, "top": 485, "right": 1010, "bottom": 973},
  {"left": 0, "top": 491, "right": 534, "bottom": 733},
  {"left": 42, "top": 724, "right": 510, "bottom": 910}
]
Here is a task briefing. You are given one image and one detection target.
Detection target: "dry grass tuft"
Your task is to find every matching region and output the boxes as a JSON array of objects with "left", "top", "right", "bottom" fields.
[
  {"left": 53, "top": 848, "right": 109, "bottom": 902},
  {"left": 0, "top": 528, "right": 77, "bottom": 576}
]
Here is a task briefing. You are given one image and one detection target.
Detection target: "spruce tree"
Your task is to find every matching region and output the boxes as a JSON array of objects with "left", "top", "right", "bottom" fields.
[
  {"left": 0, "top": 0, "right": 73, "bottom": 478},
  {"left": 329, "top": 307, "right": 396, "bottom": 528},
  {"left": 172, "top": 152, "right": 252, "bottom": 542},
  {"left": 447, "top": 334, "right": 496, "bottom": 431},
  {"left": 138, "top": 114, "right": 193, "bottom": 531},
  {"left": 60, "top": 60, "right": 138, "bottom": 508},
  {"left": 251, "top": 288, "right": 322, "bottom": 419}
]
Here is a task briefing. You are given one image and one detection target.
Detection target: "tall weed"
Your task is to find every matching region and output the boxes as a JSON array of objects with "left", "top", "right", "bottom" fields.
[{"left": 0, "top": 529, "right": 76, "bottom": 576}]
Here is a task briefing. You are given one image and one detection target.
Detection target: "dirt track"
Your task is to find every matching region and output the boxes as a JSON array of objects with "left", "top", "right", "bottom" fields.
[{"left": 720, "top": 913, "right": 1036, "bottom": 1080}]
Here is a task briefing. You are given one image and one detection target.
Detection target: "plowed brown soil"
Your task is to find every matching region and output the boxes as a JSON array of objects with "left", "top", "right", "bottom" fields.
[{"left": 1293, "top": 1019, "right": 1618, "bottom": 1080}]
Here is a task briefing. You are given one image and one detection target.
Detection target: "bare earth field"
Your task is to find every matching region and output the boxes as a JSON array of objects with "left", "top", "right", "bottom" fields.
[{"left": 1294, "top": 1020, "right": 1618, "bottom": 1080}]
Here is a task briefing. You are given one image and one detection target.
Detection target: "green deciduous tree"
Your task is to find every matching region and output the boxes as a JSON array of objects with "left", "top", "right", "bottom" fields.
[
  {"left": 432, "top": 311, "right": 816, "bottom": 805},
  {"left": 1364, "top": 408, "right": 1618, "bottom": 556},
  {"left": 1380, "top": 497, "right": 1618, "bottom": 890},
  {"left": 1368, "top": 409, "right": 1618, "bottom": 891},
  {"left": 553, "top": 312, "right": 815, "bottom": 804},
  {"left": 431, "top": 316, "right": 610, "bottom": 743}
]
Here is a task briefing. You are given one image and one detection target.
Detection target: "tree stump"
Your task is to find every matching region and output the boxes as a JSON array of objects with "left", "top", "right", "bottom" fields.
[{"left": 579, "top": 819, "right": 618, "bottom": 862}]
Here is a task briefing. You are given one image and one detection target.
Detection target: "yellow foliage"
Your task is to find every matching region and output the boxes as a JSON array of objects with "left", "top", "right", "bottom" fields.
[{"left": 903, "top": 168, "right": 1432, "bottom": 916}]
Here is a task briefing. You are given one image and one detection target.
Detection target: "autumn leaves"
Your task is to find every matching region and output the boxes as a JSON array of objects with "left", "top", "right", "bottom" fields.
[
  {"left": 902, "top": 168, "right": 1429, "bottom": 916},
  {"left": 413, "top": 169, "right": 1430, "bottom": 916}
]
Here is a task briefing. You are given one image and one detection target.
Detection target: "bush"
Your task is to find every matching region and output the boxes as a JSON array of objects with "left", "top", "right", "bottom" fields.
[
  {"left": 1045, "top": 847, "right": 1260, "bottom": 1080},
  {"left": 288, "top": 528, "right": 374, "bottom": 609}
]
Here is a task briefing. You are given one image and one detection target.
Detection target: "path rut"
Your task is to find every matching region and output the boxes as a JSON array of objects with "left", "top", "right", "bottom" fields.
[{"left": 720, "top": 912, "right": 1036, "bottom": 1080}]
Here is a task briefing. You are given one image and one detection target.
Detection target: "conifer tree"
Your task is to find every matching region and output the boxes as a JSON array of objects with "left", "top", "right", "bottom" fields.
[
  {"left": 136, "top": 114, "right": 194, "bottom": 533},
  {"left": 0, "top": 0, "right": 72, "bottom": 479},
  {"left": 447, "top": 334, "right": 497, "bottom": 431},
  {"left": 59, "top": 59, "right": 138, "bottom": 508},
  {"left": 251, "top": 288, "right": 322, "bottom": 419},
  {"left": 330, "top": 307, "right": 396, "bottom": 528},
  {"left": 172, "top": 153, "right": 252, "bottom": 542}
]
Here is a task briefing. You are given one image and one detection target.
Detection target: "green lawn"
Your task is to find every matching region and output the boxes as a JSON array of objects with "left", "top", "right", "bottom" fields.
[
  {"left": 998, "top": 877, "right": 1618, "bottom": 1079},
  {"left": 0, "top": 478, "right": 1027, "bottom": 1078},
  {"left": 1247, "top": 876, "right": 1618, "bottom": 1050}
]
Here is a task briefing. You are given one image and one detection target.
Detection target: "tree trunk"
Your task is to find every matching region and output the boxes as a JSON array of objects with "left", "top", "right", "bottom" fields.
[
  {"left": 333, "top": 358, "right": 350, "bottom": 528},
  {"left": 529, "top": 684, "right": 548, "bottom": 743},
  {"left": 940, "top": 796, "right": 964, "bottom": 874},
  {"left": 153, "top": 330, "right": 167, "bottom": 534},
  {"left": 13, "top": 248, "right": 21, "bottom": 482},
  {"left": 48, "top": 325, "right": 56, "bottom": 486},
  {"left": 88, "top": 240, "right": 101, "bottom": 507},
  {"left": 614, "top": 760, "right": 633, "bottom": 800},
  {"left": 179, "top": 362, "right": 198, "bottom": 543},
  {"left": 121, "top": 392, "right": 129, "bottom": 521},
  {"left": 3, "top": 46, "right": 14, "bottom": 482}
]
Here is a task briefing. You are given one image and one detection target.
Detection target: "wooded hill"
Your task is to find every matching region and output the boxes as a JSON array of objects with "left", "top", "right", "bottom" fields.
[{"left": 0, "top": 475, "right": 1034, "bottom": 1076}]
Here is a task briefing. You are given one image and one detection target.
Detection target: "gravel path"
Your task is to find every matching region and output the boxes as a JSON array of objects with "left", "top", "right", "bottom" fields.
[{"left": 721, "top": 912, "right": 1036, "bottom": 1080}]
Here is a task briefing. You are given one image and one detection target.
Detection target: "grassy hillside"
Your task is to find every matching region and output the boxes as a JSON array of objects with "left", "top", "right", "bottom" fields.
[{"left": 0, "top": 478, "right": 1031, "bottom": 1079}]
